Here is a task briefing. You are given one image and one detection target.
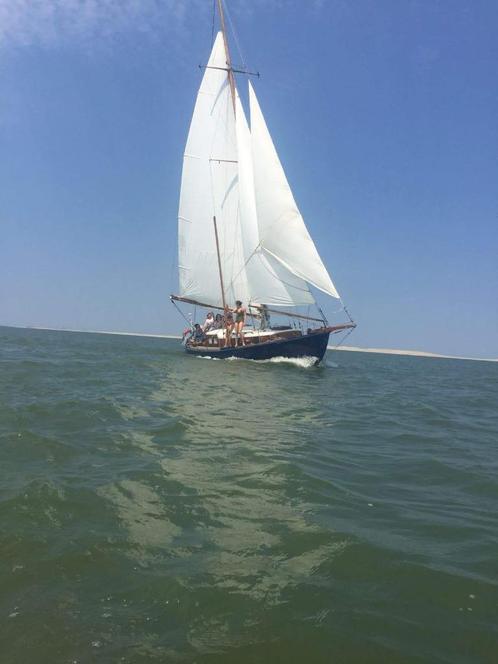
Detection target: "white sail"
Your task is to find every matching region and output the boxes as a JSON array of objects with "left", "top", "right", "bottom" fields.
[
  {"left": 178, "top": 32, "right": 250, "bottom": 307},
  {"left": 235, "top": 93, "right": 315, "bottom": 307},
  {"left": 249, "top": 82, "right": 340, "bottom": 299},
  {"left": 178, "top": 33, "right": 338, "bottom": 311}
]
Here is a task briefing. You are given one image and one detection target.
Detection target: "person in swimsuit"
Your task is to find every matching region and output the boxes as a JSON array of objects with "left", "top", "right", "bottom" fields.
[{"left": 233, "top": 300, "right": 246, "bottom": 346}]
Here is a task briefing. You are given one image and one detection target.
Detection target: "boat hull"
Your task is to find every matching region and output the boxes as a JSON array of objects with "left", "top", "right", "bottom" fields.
[{"left": 184, "top": 330, "right": 330, "bottom": 364}]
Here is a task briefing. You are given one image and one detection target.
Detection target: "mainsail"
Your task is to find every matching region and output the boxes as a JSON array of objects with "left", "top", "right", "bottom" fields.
[
  {"left": 178, "top": 32, "right": 249, "bottom": 307},
  {"left": 177, "top": 31, "right": 340, "bottom": 311}
]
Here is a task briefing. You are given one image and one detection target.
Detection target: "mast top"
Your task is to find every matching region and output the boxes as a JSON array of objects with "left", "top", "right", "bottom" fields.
[{"left": 216, "top": 0, "right": 237, "bottom": 114}]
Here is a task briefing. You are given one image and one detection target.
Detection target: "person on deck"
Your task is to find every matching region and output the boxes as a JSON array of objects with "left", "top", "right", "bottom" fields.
[
  {"left": 260, "top": 304, "right": 271, "bottom": 330},
  {"left": 202, "top": 312, "right": 215, "bottom": 333},
  {"left": 233, "top": 300, "right": 246, "bottom": 347},
  {"left": 213, "top": 313, "right": 223, "bottom": 329},
  {"left": 224, "top": 308, "right": 234, "bottom": 347},
  {"left": 191, "top": 323, "right": 206, "bottom": 344}
]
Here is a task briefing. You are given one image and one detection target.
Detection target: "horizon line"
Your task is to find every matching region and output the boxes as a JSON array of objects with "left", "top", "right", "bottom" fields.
[{"left": 2, "top": 324, "right": 497, "bottom": 363}]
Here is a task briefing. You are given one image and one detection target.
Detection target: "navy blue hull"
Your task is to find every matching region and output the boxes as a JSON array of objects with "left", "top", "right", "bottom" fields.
[{"left": 185, "top": 331, "right": 330, "bottom": 364}]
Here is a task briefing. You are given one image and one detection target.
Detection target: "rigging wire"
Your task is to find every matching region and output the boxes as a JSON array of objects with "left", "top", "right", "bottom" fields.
[
  {"left": 168, "top": 241, "right": 177, "bottom": 296},
  {"left": 171, "top": 298, "right": 193, "bottom": 329},
  {"left": 222, "top": 0, "right": 247, "bottom": 70},
  {"left": 342, "top": 303, "right": 355, "bottom": 324},
  {"left": 211, "top": 0, "right": 216, "bottom": 48},
  {"left": 330, "top": 326, "right": 355, "bottom": 352}
]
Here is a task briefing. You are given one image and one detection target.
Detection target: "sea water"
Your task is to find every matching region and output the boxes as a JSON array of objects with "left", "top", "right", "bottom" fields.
[{"left": 1, "top": 326, "right": 497, "bottom": 663}]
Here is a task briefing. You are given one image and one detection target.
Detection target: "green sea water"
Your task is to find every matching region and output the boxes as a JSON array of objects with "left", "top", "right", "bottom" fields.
[{"left": 1, "top": 325, "right": 497, "bottom": 663}]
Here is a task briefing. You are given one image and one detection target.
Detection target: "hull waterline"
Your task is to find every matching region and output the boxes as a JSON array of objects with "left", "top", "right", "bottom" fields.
[{"left": 184, "top": 330, "right": 331, "bottom": 364}]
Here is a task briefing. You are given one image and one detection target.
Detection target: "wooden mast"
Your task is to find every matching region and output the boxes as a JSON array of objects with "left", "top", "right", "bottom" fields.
[
  {"left": 212, "top": 0, "right": 233, "bottom": 321},
  {"left": 217, "top": 0, "right": 237, "bottom": 114},
  {"left": 212, "top": 216, "right": 227, "bottom": 311}
]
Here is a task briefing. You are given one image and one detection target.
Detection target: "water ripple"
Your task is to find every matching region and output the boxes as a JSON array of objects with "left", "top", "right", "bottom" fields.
[{"left": 1, "top": 326, "right": 497, "bottom": 663}]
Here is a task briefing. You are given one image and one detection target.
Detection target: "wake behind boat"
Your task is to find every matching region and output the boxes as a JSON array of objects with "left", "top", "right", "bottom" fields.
[{"left": 171, "top": 1, "right": 356, "bottom": 364}]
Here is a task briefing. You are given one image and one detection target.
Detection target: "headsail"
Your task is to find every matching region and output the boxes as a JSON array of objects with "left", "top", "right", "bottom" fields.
[
  {"left": 235, "top": 93, "right": 315, "bottom": 306},
  {"left": 249, "top": 82, "right": 340, "bottom": 299}
]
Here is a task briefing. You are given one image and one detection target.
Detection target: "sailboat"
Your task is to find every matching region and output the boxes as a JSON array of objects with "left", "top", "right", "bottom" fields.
[{"left": 171, "top": 1, "right": 356, "bottom": 364}]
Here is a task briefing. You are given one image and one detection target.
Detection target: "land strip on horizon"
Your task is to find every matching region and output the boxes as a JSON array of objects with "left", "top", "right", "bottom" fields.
[{"left": 2, "top": 325, "right": 497, "bottom": 363}]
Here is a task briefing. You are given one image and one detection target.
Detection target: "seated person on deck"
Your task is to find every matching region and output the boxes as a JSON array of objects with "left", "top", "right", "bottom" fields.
[
  {"left": 259, "top": 304, "right": 271, "bottom": 330},
  {"left": 224, "top": 309, "right": 234, "bottom": 346},
  {"left": 202, "top": 312, "right": 215, "bottom": 333},
  {"left": 191, "top": 323, "right": 206, "bottom": 344}
]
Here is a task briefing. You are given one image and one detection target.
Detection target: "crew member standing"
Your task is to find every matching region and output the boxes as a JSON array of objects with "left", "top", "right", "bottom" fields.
[{"left": 233, "top": 300, "right": 246, "bottom": 347}]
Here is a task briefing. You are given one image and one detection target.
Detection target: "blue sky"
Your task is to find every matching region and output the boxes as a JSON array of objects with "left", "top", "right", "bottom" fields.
[{"left": 1, "top": 0, "right": 497, "bottom": 358}]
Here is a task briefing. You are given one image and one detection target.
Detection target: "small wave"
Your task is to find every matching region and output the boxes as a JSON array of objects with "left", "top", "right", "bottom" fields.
[
  {"left": 266, "top": 356, "right": 319, "bottom": 368},
  {"left": 225, "top": 355, "right": 319, "bottom": 369}
]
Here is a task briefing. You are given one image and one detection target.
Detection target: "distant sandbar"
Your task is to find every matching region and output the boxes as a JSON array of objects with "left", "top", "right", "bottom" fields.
[
  {"left": 332, "top": 345, "right": 497, "bottom": 363},
  {"left": 3, "top": 326, "right": 497, "bottom": 363}
]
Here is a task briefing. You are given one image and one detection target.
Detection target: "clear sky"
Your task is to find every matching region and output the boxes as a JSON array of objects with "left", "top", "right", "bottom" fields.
[{"left": 1, "top": 0, "right": 497, "bottom": 358}]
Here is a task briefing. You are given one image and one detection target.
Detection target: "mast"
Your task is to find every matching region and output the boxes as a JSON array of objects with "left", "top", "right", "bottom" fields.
[
  {"left": 212, "top": 216, "right": 227, "bottom": 310},
  {"left": 217, "top": 0, "right": 237, "bottom": 114},
  {"left": 212, "top": 1, "right": 233, "bottom": 312}
]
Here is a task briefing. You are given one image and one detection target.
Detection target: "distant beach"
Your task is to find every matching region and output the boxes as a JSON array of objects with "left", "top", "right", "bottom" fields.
[
  {"left": 6, "top": 326, "right": 497, "bottom": 363},
  {"left": 336, "top": 345, "right": 498, "bottom": 363}
]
